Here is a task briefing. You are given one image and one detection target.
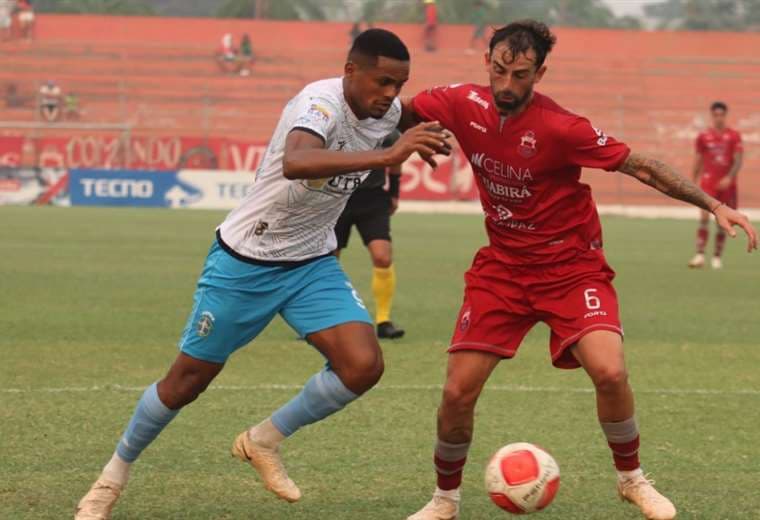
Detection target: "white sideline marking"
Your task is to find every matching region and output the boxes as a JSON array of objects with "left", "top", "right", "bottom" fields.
[
  {"left": 1, "top": 383, "right": 758, "bottom": 396},
  {"left": 399, "top": 201, "right": 760, "bottom": 221}
]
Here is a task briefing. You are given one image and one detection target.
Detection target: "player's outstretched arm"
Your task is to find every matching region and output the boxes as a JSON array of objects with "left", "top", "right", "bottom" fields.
[
  {"left": 282, "top": 122, "right": 451, "bottom": 180},
  {"left": 617, "top": 152, "right": 758, "bottom": 252}
]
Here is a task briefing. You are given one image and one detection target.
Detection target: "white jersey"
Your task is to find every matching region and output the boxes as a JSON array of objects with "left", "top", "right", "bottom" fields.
[{"left": 218, "top": 77, "right": 401, "bottom": 262}]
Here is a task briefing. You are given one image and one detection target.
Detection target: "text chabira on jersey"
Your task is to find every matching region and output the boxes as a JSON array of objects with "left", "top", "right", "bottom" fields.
[{"left": 412, "top": 84, "right": 631, "bottom": 265}]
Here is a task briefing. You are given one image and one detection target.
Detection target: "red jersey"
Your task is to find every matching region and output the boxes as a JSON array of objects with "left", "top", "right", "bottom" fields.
[
  {"left": 425, "top": 3, "right": 437, "bottom": 25},
  {"left": 695, "top": 128, "right": 742, "bottom": 190},
  {"left": 412, "top": 84, "right": 631, "bottom": 265}
]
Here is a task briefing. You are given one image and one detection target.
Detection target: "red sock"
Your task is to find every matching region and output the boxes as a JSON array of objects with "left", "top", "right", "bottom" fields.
[
  {"left": 608, "top": 436, "right": 640, "bottom": 471},
  {"left": 435, "top": 455, "right": 467, "bottom": 490},
  {"left": 601, "top": 417, "right": 640, "bottom": 471},
  {"left": 434, "top": 440, "right": 470, "bottom": 490},
  {"left": 715, "top": 230, "right": 726, "bottom": 257},
  {"left": 696, "top": 225, "right": 709, "bottom": 254}
]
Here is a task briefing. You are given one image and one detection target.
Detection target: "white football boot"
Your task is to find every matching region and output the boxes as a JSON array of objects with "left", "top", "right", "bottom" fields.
[
  {"left": 688, "top": 253, "right": 705, "bottom": 268},
  {"left": 407, "top": 489, "right": 460, "bottom": 520},
  {"left": 711, "top": 256, "right": 723, "bottom": 269},
  {"left": 74, "top": 478, "right": 123, "bottom": 520},
  {"left": 231, "top": 431, "right": 301, "bottom": 502},
  {"left": 618, "top": 474, "right": 677, "bottom": 520}
]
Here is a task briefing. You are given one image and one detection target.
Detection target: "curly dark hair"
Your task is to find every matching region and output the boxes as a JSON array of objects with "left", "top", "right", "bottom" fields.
[{"left": 488, "top": 20, "right": 557, "bottom": 69}]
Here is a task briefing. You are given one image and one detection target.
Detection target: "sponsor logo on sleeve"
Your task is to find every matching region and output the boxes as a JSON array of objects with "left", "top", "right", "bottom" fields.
[
  {"left": 467, "top": 90, "right": 490, "bottom": 110},
  {"left": 593, "top": 127, "right": 609, "bottom": 146}
]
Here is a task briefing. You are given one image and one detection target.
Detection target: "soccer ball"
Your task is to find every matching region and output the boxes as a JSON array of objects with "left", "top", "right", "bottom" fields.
[{"left": 485, "top": 442, "right": 560, "bottom": 514}]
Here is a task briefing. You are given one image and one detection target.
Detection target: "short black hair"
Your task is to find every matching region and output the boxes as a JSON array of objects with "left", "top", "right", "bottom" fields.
[
  {"left": 348, "top": 28, "right": 410, "bottom": 65},
  {"left": 711, "top": 101, "right": 728, "bottom": 112},
  {"left": 489, "top": 20, "right": 557, "bottom": 69}
]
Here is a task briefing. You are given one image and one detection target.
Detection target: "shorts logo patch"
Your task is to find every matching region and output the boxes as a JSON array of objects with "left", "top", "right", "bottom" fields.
[
  {"left": 460, "top": 308, "right": 472, "bottom": 331},
  {"left": 197, "top": 311, "right": 215, "bottom": 337}
]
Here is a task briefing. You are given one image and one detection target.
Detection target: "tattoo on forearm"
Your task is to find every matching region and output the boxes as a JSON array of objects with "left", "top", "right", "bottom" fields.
[{"left": 618, "top": 152, "right": 715, "bottom": 211}]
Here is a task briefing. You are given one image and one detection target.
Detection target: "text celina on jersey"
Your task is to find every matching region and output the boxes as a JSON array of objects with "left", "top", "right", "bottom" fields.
[
  {"left": 218, "top": 78, "right": 401, "bottom": 262},
  {"left": 412, "top": 83, "right": 631, "bottom": 265}
]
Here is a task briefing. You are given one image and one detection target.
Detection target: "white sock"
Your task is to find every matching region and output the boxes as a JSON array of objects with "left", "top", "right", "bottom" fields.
[
  {"left": 248, "top": 417, "right": 285, "bottom": 449},
  {"left": 101, "top": 452, "right": 131, "bottom": 487},
  {"left": 617, "top": 467, "right": 644, "bottom": 482},
  {"left": 434, "top": 487, "right": 461, "bottom": 501}
]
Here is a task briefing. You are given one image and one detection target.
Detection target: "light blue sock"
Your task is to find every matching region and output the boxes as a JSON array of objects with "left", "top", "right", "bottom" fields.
[
  {"left": 116, "top": 382, "right": 179, "bottom": 463},
  {"left": 271, "top": 367, "right": 358, "bottom": 437}
]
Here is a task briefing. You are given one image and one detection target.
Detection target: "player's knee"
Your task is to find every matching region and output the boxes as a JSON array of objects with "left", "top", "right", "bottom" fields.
[
  {"left": 591, "top": 366, "right": 629, "bottom": 394},
  {"left": 372, "top": 252, "right": 392, "bottom": 268},
  {"left": 161, "top": 373, "right": 212, "bottom": 408},
  {"left": 339, "top": 347, "right": 384, "bottom": 393},
  {"left": 441, "top": 380, "right": 480, "bottom": 413}
]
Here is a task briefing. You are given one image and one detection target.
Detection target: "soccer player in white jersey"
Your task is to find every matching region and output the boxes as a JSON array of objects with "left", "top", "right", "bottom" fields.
[{"left": 75, "top": 29, "right": 451, "bottom": 520}]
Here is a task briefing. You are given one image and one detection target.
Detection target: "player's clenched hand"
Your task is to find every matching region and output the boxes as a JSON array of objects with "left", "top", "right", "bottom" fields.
[
  {"left": 387, "top": 121, "right": 452, "bottom": 169},
  {"left": 713, "top": 204, "right": 758, "bottom": 252}
]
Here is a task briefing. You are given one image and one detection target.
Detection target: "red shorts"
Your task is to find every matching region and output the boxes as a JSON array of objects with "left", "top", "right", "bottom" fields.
[
  {"left": 449, "top": 247, "right": 623, "bottom": 369},
  {"left": 700, "top": 181, "right": 738, "bottom": 209}
]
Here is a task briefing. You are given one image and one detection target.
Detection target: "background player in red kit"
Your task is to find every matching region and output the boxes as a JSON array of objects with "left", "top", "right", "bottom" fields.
[
  {"left": 689, "top": 101, "right": 744, "bottom": 269},
  {"left": 401, "top": 21, "right": 757, "bottom": 520}
]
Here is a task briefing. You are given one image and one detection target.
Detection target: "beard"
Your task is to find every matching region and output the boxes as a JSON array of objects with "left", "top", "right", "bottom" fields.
[{"left": 493, "top": 88, "right": 532, "bottom": 113}]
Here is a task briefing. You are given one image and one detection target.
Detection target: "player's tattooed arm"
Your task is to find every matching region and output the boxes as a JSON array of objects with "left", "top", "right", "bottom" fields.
[
  {"left": 618, "top": 151, "right": 758, "bottom": 251},
  {"left": 618, "top": 152, "right": 716, "bottom": 211}
]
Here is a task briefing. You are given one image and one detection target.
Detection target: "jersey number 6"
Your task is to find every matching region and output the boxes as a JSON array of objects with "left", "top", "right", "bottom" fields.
[{"left": 584, "top": 288, "right": 601, "bottom": 310}]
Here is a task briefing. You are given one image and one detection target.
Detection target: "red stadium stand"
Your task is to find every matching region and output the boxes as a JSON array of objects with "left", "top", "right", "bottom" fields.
[{"left": 1, "top": 15, "right": 758, "bottom": 205}]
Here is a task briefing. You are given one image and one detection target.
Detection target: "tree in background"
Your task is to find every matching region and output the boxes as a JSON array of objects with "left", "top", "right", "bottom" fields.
[
  {"left": 34, "top": 0, "right": 155, "bottom": 15},
  {"left": 359, "top": 0, "right": 640, "bottom": 29},
  {"left": 645, "top": 0, "right": 760, "bottom": 31},
  {"left": 216, "top": 0, "right": 326, "bottom": 20}
]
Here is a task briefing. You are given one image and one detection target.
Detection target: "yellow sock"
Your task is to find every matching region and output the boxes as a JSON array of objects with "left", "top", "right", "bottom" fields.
[{"left": 372, "top": 265, "right": 396, "bottom": 324}]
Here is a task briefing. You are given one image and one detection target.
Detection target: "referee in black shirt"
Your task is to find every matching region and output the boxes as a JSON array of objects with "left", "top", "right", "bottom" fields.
[{"left": 335, "top": 130, "right": 405, "bottom": 339}]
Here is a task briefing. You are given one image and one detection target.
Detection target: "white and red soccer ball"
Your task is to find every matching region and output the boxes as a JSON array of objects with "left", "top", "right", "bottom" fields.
[{"left": 485, "top": 442, "right": 560, "bottom": 514}]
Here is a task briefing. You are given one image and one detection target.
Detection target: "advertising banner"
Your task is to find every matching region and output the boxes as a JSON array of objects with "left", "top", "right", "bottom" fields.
[
  {"left": 69, "top": 169, "right": 255, "bottom": 209},
  {"left": 0, "top": 168, "right": 69, "bottom": 206}
]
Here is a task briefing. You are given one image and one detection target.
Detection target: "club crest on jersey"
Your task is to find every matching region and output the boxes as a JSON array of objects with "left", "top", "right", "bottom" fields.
[
  {"left": 518, "top": 130, "right": 538, "bottom": 158},
  {"left": 197, "top": 311, "right": 215, "bottom": 337}
]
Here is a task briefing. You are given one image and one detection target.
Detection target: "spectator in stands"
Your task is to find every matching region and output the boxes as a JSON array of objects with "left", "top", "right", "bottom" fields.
[
  {"left": 238, "top": 33, "right": 254, "bottom": 76},
  {"left": 15, "top": 0, "right": 34, "bottom": 40},
  {"left": 221, "top": 32, "right": 236, "bottom": 60},
  {"left": 468, "top": 0, "right": 488, "bottom": 53},
  {"left": 216, "top": 32, "right": 238, "bottom": 74},
  {"left": 38, "top": 80, "right": 62, "bottom": 122},
  {"left": 4, "top": 83, "right": 24, "bottom": 108},
  {"left": 422, "top": 0, "right": 437, "bottom": 52},
  {"left": 64, "top": 91, "right": 81, "bottom": 120},
  {"left": 0, "top": 0, "right": 11, "bottom": 41}
]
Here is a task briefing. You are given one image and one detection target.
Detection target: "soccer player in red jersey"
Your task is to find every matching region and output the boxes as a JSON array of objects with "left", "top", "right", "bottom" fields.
[
  {"left": 689, "top": 101, "right": 744, "bottom": 269},
  {"left": 401, "top": 21, "right": 757, "bottom": 520}
]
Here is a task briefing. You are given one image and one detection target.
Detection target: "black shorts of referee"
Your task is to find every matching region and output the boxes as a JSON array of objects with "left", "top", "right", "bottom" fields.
[{"left": 334, "top": 187, "right": 392, "bottom": 249}]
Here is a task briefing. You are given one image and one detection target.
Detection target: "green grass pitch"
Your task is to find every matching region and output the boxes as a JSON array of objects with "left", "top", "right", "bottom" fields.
[{"left": 1, "top": 206, "right": 759, "bottom": 519}]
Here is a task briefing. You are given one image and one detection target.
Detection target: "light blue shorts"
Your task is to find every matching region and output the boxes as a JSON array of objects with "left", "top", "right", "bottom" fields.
[{"left": 178, "top": 240, "right": 372, "bottom": 364}]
